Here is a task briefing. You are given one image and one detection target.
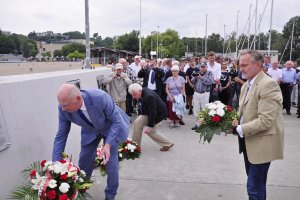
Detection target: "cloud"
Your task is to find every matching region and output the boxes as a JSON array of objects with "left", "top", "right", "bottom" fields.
[{"left": 0, "top": 0, "right": 299, "bottom": 38}]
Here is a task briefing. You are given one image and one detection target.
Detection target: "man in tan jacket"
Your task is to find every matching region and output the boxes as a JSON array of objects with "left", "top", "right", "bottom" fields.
[
  {"left": 103, "top": 63, "right": 132, "bottom": 112},
  {"left": 234, "top": 50, "right": 284, "bottom": 200}
]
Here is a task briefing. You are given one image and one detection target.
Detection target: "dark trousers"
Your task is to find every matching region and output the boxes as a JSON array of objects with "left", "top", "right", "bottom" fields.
[
  {"left": 209, "top": 84, "right": 219, "bottom": 102},
  {"left": 281, "top": 83, "right": 293, "bottom": 112},
  {"left": 243, "top": 151, "right": 271, "bottom": 200},
  {"left": 229, "top": 83, "right": 241, "bottom": 108},
  {"left": 78, "top": 137, "right": 119, "bottom": 198},
  {"left": 126, "top": 90, "right": 134, "bottom": 116},
  {"left": 298, "top": 85, "right": 300, "bottom": 115},
  {"left": 218, "top": 88, "right": 230, "bottom": 105}
]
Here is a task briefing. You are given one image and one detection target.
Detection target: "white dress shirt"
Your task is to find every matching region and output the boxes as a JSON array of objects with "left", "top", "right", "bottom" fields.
[
  {"left": 207, "top": 61, "right": 221, "bottom": 81},
  {"left": 267, "top": 68, "right": 282, "bottom": 82},
  {"left": 147, "top": 69, "right": 157, "bottom": 90},
  {"left": 80, "top": 100, "right": 91, "bottom": 122},
  {"left": 236, "top": 74, "right": 259, "bottom": 138}
]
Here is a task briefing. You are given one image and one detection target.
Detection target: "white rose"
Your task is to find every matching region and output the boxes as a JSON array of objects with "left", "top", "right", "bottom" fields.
[
  {"left": 47, "top": 165, "right": 54, "bottom": 171},
  {"left": 216, "top": 109, "right": 225, "bottom": 117},
  {"left": 48, "top": 179, "right": 57, "bottom": 189},
  {"left": 80, "top": 170, "right": 86, "bottom": 177},
  {"left": 53, "top": 164, "right": 62, "bottom": 174},
  {"left": 208, "top": 110, "right": 216, "bottom": 116},
  {"left": 119, "top": 153, "right": 123, "bottom": 158},
  {"left": 79, "top": 178, "right": 84, "bottom": 182},
  {"left": 59, "top": 182, "right": 70, "bottom": 193}
]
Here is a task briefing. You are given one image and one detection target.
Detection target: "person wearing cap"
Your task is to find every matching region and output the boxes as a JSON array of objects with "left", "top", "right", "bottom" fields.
[
  {"left": 102, "top": 63, "right": 132, "bottom": 112},
  {"left": 191, "top": 62, "right": 214, "bottom": 130},
  {"left": 165, "top": 65, "right": 186, "bottom": 128}
]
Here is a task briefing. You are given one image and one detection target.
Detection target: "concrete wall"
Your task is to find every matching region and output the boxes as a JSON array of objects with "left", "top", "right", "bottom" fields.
[{"left": 0, "top": 68, "right": 111, "bottom": 199}]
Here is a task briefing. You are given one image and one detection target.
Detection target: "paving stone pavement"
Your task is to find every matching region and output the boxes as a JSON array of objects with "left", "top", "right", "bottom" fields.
[{"left": 89, "top": 107, "right": 300, "bottom": 200}]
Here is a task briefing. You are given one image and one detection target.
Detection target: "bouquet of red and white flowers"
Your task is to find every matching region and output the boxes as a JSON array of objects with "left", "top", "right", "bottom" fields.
[
  {"left": 118, "top": 138, "right": 141, "bottom": 161},
  {"left": 94, "top": 138, "right": 141, "bottom": 176},
  {"left": 10, "top": 154, "right": 93, "bottom": 200},
  {"left": 194, "top": 101, "right": 238, "bottom": 144}
]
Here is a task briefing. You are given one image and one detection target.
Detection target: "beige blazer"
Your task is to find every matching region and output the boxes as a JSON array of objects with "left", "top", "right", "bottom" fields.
[{"left": 239, "top": 71, "right": 284, "bottom": 164}]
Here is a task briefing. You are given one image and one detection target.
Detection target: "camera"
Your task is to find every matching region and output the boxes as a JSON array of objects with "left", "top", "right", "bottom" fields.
[
  {"left": 200, "top": 71, "right": 205, "bottom": 76},
  {"left": 192, "top": 71, "right": 200, "bottom": 77},
  {"left": 229, "top": 68, "right": 238, "bottom": 79},
  {"left": 116, "top": 73, "right": 121, "bottom": 77}
]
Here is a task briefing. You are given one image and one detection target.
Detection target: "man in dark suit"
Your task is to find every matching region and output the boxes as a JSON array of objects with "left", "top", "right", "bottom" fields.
[
  {"left": 138, "top": 59, "right": 165, "bottom": 99},
  {"left": 128, "top": 83, "right": 174, "bottom": 151},
  {"left": 52, "top": 84, "right": 130, "bottom": 200}
]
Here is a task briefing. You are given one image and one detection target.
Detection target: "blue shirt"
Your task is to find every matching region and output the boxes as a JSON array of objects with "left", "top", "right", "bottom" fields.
[{"left": 282, "top": 68, "right": 297, "bottom": 84}]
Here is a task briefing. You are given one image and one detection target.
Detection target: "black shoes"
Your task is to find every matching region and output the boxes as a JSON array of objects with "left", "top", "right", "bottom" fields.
[
  {"left": 188, "top": 109, "right": 193, "bottom": 115},
  {"left": 179, "top": 120, "right": 185, "bottom": 125},
  {"left": 191, "top": 125, "right": 198, "bottom": 130},
  {"left": 186, "top": 105, "right": 189, "bottom": 109},
  {"left": 286, "top": 111, "right": 291, "bottom": 115}
]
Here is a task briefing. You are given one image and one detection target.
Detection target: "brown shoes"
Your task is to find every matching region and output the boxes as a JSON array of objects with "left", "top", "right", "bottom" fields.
[{"left": 160, "top": 143, "right": 174, "bottom": 151}]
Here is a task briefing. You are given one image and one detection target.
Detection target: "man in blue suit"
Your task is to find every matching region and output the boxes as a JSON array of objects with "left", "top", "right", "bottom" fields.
[{"left": 52, "top": 83, "right": 130, "bottom": 200}]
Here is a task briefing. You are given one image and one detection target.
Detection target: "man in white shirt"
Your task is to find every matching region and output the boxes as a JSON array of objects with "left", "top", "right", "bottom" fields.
[
  {"left": 267, "top": 61, "right": 282, "bottom": 84},
  {"left": 130, "top": 55, "right": 142, "bottom": 82},
  {"left": 207, "top": 51, "right": 221, "bottom": 102}
]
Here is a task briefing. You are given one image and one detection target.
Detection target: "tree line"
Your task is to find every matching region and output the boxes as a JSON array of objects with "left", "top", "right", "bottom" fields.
[{"left": 0, "top": 16, "right": 299, "bottom": 62}]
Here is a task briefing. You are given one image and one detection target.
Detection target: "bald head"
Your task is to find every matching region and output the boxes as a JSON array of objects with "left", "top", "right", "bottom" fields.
[
  {"left": 57, "top": 84, "right": 82, "bottom": 112},
  {"left": 285, "top": 61, "right": 294, "bottom": 69}
]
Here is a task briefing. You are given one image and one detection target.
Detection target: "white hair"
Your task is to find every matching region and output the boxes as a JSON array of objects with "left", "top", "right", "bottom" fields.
[
  {"left": 128, "top": 83, "right": 142, "bottom": 95},
  {"left": 172, "top": 60, "right": 180, "bottom": 66}
]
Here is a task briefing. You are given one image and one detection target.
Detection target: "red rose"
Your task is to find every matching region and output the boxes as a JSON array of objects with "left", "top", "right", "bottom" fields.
[
  {"left": 59, "top": 159, "right": 66, "bottom": 164},
  {"left": 212, "top": 115, "right": 221, "bottom": 123},
  {"left": 30, "top": 170, "right": 37, "bottom": 178},
  {"left": 59, "top": 194, "right": 69, "bottom": 200},
  {"left": 122, "top": 148, "right": 128, "bottom": 153},
  {"left": 47, "top": 190, "right": 57, "bottom": 200},
  {"left": 40, "top": 160, "right": 47, "bottom": 167},
  {"left": 226, "top": 105, "right": 233, "bottom": 112},
  {"left": 60, "top": 173, "right": 68, "bottom": 181},
  {"left": 135, "top": 146, "right": 141, "bottom": 152}
]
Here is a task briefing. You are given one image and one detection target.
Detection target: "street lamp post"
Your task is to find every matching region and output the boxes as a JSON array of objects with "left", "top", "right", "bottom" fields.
[
  {"left": 84, "top": 0, "right": 91, "bottom": 68},
  {"left": 156, "top": 26, "right": 159, "bottom": 58}
]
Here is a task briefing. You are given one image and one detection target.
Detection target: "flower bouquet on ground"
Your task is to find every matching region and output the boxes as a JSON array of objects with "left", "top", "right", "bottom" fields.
[
  {"left": 10, "top": 153, "right": 93, "bottom": 200},
  {"left": 194, "top": 101, "right": 238, "bottom": 144},
  {"left": 94, "top": 145, "right": 107, "bottom": 176},
  {"left": 118, "top": 138, "right": 141, "bottom": 161},
  {"left": 94, "top": 138, "right": 141, "bottom": 176}
]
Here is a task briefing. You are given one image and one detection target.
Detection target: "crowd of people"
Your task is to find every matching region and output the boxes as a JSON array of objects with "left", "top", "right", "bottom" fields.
[{"left": 51, "top": 50, "right": 298, "bottom": 200}]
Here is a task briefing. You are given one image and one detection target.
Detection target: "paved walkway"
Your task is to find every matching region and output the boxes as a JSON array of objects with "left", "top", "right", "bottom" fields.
[{"left": 90, "top": 106, "right": 300, "bottom": 200}]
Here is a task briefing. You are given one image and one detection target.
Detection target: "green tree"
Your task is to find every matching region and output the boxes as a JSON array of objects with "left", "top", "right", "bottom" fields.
[
  {"left": 61, "top": 43, "right": 85, "bottom": 57},
  {"left": 207, "top": 33, "right": 223, "bottom": 53},
  {"left": 114, "top": 30, "right": 139, "bottom": 52},
  {"left": 67, "top": 50, "right": 85, "bottom": 59},
  {"left": 182, "top": 37, "right": 203, "bottom": 55},
  {"left": 53, "top": 49, "right": 63, "bottom": 58},
  {"left": 158, "top": 29, "right": 185, "bottom": 59},
  {"left": 282, "top": 16, "right": 300, "bottom": 61},
  {"left": 63, "top": 31, "right": 85, "bottom": 39},
  {"left": 0, "top": 34, "right": 16, "bottom": 54}
]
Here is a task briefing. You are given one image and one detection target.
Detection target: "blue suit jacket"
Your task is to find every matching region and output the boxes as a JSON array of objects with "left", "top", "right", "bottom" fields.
[{"left": 52, "top": 89, "right": 130, "bottom": 161}]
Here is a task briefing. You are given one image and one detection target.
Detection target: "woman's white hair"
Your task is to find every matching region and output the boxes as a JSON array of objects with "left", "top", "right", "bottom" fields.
[
  {"left": 128, "top": 83, "right": 142, "bottom": 95},
  {"left": 172, "top": 60, "right": 180, "bottom": 66}
]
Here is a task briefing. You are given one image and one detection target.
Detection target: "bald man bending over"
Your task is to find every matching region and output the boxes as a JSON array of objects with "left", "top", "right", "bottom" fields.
[{"left": 52, "top": 84, "right": 130, "bottom": 200}]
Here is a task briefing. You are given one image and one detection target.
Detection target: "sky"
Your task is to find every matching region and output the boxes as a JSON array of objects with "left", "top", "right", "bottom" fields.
[{"left": 0, "top": 0, "right": 299, "bottom": 38}]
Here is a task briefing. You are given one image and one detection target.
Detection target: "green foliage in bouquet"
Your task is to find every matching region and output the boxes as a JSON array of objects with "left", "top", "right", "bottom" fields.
[
  {"left": 118, "top": 138, "right": 141, "bottom": 161},
  {"left": 9, "top": 153, "right": 93, "bottom": 200},
  {"left": 195, "top": 101, "right": 238, "bottom": 144},
  {"left": 94, "top": 139, "right": 141, "bottom": 177}
]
